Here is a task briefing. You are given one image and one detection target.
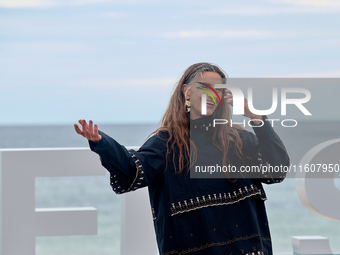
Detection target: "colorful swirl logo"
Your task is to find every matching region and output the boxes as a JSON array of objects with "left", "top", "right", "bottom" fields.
[{"left": 197, "top": 82, "right": 222, "bottom": 106}]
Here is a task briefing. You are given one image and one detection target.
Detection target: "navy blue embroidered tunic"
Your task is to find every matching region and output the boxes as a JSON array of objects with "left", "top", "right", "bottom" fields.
[{"left": 89, "top": 115, "right": 290, "bottom": 255}]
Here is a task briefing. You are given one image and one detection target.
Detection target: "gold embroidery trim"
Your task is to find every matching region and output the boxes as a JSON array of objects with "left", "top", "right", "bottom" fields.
[
  {"left": 127, "top": 152, "right": 145, "bottom": 192},
  {"left": 170, "top": 184, "right": 267, "bottom": 216},
  {"left": 162, "top": 232, "right": 270, "bottom": 255}
]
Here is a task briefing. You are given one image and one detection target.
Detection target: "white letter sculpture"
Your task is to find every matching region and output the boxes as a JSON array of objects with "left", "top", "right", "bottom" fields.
[{"left": 0, "top": 148, "right": 106, "bottom": 255}]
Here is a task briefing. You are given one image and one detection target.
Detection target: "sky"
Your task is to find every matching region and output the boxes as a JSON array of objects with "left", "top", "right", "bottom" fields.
[{"left": 0, "top": 0, "right": 340, "bottom": 125}]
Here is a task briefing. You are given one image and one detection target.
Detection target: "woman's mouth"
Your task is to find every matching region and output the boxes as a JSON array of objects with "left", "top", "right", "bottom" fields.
[{"left": 207, "top": 101, "right": 215, "bottom": 108}]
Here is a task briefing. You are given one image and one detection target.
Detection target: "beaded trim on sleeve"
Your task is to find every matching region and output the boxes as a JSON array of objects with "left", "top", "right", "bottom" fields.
[
  {"left": 110, "top": 173, "right": 125, "bottom": 194},
  {"left": 258, "top": 149, "right": 285, "bottom": 184},
  {"left": 170, "top": 184, "right": 267, "bottom": 216},
  {"left": 109, "top": 152, "right": 145, "bottom": 194},
  {"left": 126, "top": 152, "right": 145, "bottom": 191},
  {"left": 151, "top": 208, "right": 156, "bottom": 220}
]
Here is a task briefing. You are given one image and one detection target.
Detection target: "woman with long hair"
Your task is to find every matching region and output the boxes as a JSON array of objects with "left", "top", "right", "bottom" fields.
[{"left": 74, "top": 62, "right": 290, "bottom": 255}]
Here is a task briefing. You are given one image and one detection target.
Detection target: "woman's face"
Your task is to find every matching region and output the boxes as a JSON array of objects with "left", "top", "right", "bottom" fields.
[{"left": 184, "top": 72, "right": 223, "bottom": 120}]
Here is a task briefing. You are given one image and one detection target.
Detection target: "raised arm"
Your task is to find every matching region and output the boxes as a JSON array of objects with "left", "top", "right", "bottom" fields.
[
  {"left": 224, "top": 94, "right": 290, "bottom": 184},
  {"left": 243, "top": 115, "right": 290, "bottom": 184},
  {"left": 74, "top": 120, "right": 167, "bottom": 194}
]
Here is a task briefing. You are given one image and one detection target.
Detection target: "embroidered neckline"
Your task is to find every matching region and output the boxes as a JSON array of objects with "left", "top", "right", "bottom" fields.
[{"left": 190, "top": 114, "right": 216, "bottom": 132}]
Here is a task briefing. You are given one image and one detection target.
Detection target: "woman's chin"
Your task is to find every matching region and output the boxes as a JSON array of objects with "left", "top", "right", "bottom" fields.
[{"left": 203, "top": 107, "right": 216, "bottom": 116}]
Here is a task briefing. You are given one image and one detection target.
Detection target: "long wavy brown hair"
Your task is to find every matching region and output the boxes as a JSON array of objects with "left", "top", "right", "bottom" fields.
[{"left": 154, "top": 62, "right": 246, "bottom": 174}]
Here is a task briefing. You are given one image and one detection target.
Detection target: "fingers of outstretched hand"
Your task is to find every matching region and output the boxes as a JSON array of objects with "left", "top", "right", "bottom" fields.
[
  {"left": 94, "top": 124, "right": 102, "bottom": 142},
  {"left": 88, "top": 120, "right": 99, "bottom": 141},
  {"left": 75, "top": 119, "right": 101, "bottom": 142},
  {"left": 94, "top": 124, "right": 99, "bottom": 136},
  {"left": 89, "top": 120, "right": 94, "bottom": 138},
  {"left": 74, "top": 124, "right": 85, "bottom": 137},
  {"left": 80, "top": 119, "right": 89, "bottom": 138}
]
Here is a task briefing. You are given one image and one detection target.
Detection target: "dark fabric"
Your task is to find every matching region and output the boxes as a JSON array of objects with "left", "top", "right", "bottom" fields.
[{"left": 89, "top": 115, "right": 290, "bottom": 255}]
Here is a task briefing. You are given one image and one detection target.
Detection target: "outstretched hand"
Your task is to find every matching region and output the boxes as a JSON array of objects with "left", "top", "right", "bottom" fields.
[{"left": 74, "top": 120, "right": 102, "bottom": 143}]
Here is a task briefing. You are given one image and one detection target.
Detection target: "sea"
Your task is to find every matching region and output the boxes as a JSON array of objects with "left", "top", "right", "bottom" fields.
[{"left": 0, "top": 121, "right": 339, "bottom": 255}]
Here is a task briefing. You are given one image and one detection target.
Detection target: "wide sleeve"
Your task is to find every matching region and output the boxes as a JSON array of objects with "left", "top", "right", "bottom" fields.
[
  {"left": 242, "top": 115, "right": 290, "bottom": 184},
  {"left": 88, "top": 130, "right": 167, "bottom": 194}
]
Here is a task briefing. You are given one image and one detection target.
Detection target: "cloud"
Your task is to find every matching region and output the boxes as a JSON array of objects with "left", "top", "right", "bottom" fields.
[
  {"left": 1, "top": 41, "right": 92, "bottom": 55},
  {"left": 202, "top": 0, "right": 340, "bottom": 16},
  {"left": 206, "top": 5, "right": 340, "bottom": 15},
  {"left": 271, "top": 69, "right": 340, "bottom": 78},
  {"left": 271, "top": 0, "right": 340, "bottom": 7},
  {"left": 77, "top": 78, "right": 178, "bottom": 90},
  {"left": 264, "top": 0, "right": 340, "bottom": 13},
  {"left": 163, "top": 30, "right": 295, "bottom": 39},
  {"left": 0, "top": 0, "right": 135, "bottom": 8},
  {"left": 101, "top": 11, "right": 128, "bottom": 18},
  {"left": 0, "top": 0, "right": 56, "bottom": 8}
]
